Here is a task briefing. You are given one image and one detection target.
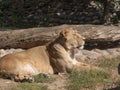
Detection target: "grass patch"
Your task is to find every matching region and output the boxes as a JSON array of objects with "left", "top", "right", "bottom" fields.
[
  {"left": 33, "top": 74, "right": 54, "bottom": 83},
  {"left": 67, "top": 70, "right": 111, "bottom": 90},
  {"left": 98, "top": 56, "right": 120, "bottom": 69},
  {"left": 11, "top": 83, "right": 48, "bottom": 90}
]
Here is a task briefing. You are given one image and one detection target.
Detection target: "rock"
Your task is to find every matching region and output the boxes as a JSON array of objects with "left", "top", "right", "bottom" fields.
[
  {"left": 0, "top": 48, "right": 24, "bottom": 58},
  {"left": 75, "top": 47, "right": 120, "bottom": 64}
]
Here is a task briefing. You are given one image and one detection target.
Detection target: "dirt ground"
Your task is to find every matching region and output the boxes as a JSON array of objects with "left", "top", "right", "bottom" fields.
[{"left": 0, "top": 74, "right": 67, "bottom": 90}]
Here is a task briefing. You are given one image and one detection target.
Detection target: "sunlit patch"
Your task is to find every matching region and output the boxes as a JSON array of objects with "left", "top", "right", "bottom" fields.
[
  {"left": 23, "top": 64, "right": 38, "bottom": 74},
  {"left": 71, "top": 58, "right": 78, "bottom": 65}
]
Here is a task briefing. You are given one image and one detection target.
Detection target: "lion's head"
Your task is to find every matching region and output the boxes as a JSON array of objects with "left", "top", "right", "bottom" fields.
[
  {"left": 58, "top": 28, "right": 85, "bottom": 50},
  {"left": 47, "top": 28, "right": 85, "bottom": 73}
]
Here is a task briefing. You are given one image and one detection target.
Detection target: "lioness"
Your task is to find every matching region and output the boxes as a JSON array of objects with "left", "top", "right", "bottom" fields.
[{"left": 0, "top": 28, "right": 98, "bottom": 82}]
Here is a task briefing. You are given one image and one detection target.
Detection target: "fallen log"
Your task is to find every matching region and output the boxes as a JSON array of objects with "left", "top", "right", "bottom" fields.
[{"left": 0, "top": 25, "right": 120, "bottom": 49}]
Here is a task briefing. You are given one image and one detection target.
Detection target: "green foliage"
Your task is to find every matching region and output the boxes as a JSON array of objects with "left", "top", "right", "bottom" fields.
[
  {"left": 33, "top": 74, "right": 54, "bottom": 83},
  {"left": 0, "top": 0, "right": 38, "bottom": 28},
  {"left": 94, "top": 0, "right": 120, "bottom": 24},
  {"left": 0, "top": 0, "right": 119, "bottom": 28},
  {"left": 94, "top": 0, "right": 104, "bottom": 4},
  {"left": 67, "top": 70, "right": 111, "bottom": 90},
  {"left": 11, "top": 83, "right": 48, "bottom": 90}
]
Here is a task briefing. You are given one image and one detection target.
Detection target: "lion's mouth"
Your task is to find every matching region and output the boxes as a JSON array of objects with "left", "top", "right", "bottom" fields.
[{"left": 76, "top": 45, "right": 84, "bottom": 49}]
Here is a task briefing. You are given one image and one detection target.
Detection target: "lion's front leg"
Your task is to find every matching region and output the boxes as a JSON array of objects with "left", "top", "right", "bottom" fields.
[{"left": 73, "top": 62, "right": 102, "bottom": 71}]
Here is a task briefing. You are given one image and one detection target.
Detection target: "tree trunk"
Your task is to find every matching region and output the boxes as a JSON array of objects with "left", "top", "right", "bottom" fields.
[
  {"left": 0, "top": 25, "right": 120, "bottom": 49},
  {"left": 103, "top": 0, "right": 111, "bottom": 24}
]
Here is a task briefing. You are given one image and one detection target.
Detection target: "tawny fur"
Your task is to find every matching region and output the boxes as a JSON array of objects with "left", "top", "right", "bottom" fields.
[{"left": 0, "top": 28, "right": 99, "bottom": 81}]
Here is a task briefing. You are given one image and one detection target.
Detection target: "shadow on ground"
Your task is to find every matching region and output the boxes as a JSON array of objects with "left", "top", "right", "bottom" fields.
[{"left": 107, "top": 86, "right": 120, "bottom": 90}]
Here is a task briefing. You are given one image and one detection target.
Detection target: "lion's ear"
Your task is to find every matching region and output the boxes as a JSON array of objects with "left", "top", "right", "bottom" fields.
[{"left": 60, "top": 29, "right": 69, "bottom": 38}]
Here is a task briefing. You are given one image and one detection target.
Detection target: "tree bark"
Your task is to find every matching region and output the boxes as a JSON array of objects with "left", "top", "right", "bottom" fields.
[
  {"left": 103, "top": 0, "right": 111, "bottom": 24},
  {"left": 0, "top": 25, "right": 120, "bottom": 49}
]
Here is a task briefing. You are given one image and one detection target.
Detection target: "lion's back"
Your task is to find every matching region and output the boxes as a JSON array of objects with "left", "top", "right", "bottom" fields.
[{"left": 0, "top": 46, "right": 53, "bottom": 75}]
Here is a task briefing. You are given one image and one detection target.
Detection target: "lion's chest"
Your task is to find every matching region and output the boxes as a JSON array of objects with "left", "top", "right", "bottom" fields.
[{"left": 23, "top": 64, "right": 38, "bottom": 74}]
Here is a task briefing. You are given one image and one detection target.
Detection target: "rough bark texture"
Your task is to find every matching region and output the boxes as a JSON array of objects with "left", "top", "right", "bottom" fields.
[
  {"left": 0, "top": 25, "right": 120, "bottom": 49},
  {"left": 103, "top": 0, "right": 110, "bottom": 24}
]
